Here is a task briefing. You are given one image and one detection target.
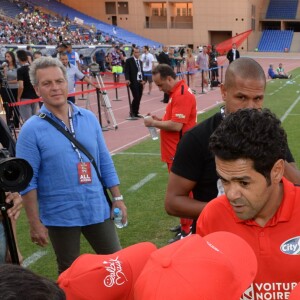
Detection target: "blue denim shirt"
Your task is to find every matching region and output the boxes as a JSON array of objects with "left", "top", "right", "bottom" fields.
[{"left": 16, "top": 102, "right": 119, "bottom": 226}]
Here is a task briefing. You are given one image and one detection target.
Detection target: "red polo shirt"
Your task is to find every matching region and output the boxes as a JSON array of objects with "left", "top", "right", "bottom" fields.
[
  {"left": 160, "top": 80, "right": 197, "bottom": 163},
  {"left": 197, "top": 177, "right": 300, "bottom": 299}
]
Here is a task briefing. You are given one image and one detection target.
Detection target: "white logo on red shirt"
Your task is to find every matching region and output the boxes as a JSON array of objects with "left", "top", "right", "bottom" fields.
[{"left": 280, "top": 236, "right": 300, "bottom": 255}]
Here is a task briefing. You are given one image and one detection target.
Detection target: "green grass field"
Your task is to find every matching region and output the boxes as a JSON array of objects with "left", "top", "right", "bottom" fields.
[{"left": 18, "top": 69, "right": 300, "bottom": 280}]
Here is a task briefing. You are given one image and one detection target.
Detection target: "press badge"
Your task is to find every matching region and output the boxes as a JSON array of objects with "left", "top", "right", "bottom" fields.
[{"left": 78, "top": 162, "right": 92, "bottom": 184}]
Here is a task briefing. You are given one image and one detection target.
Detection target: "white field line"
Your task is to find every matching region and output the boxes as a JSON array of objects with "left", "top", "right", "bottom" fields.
[
  {"left": 110, "top": 135, "right": 153, "bottom": 155},
  {"left": 281, "top": 95, "right": 300, "bottom": 122},
  {"left": 127, "top": 173, "right": 157, "bottom": 192},
  {"left": 22, "top": 250, "right": 48, "bottom": 268}
]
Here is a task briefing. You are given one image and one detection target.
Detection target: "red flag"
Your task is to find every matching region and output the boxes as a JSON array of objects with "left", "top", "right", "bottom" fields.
[{"left": 216, "top": 30, "right": 252, "bottom": 55}]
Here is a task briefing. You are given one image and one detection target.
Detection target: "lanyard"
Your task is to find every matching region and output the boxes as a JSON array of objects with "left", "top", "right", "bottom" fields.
[{"left": 60, "top": 106, "right": 83, "bottom": 162}]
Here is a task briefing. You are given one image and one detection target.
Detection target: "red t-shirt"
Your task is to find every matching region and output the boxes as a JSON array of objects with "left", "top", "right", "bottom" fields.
[
  {"left": 197, "top": 177, "right": 300, "bottom": 299},
  {"left": 160, "top": 80, "right": 197, "bottom": 163}
]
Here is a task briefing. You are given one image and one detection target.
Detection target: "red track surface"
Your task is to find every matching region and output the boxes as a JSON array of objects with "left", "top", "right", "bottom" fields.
[{"left": 76, "top": 54, "right": 299, "bottom": 154}]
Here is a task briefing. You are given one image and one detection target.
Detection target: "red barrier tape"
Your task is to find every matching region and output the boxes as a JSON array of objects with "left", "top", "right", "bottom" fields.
[{"left": 8, "top": 82, "right": 127, "bottom": 107}]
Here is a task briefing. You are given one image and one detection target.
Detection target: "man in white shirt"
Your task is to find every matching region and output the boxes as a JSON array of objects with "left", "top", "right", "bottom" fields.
[{"left": 141, "top": 46, "right": 155, "bottom": 95}]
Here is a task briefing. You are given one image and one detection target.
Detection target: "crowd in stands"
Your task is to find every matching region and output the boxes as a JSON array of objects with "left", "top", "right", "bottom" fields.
[{"left": 0, "top": 0, "right": 115, "bottom": 46}]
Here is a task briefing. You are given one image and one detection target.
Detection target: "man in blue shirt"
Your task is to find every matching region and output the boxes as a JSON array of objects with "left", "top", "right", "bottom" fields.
[
  {"left": 65, "top": 41, "right": 81, "bottom": 70},
  {"left": 16, "top": 57, "right": 127, "bottom": 274}
]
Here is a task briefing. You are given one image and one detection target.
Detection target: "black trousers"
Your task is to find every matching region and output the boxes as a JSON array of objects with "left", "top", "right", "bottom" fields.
[
  {"left": 48, "top": 219, "right": 121, "bottom": 274},
  {"left": 129, "top": 82, "right": 143, "bottom": 116}
]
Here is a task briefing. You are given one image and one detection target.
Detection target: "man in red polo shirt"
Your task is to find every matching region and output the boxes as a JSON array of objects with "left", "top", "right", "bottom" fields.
[
  {"left": 197, "top": 108, "right": 300, "bottom": 299},
  {"left": 144, "top": 64, "right": 197, "bottom": 241}
]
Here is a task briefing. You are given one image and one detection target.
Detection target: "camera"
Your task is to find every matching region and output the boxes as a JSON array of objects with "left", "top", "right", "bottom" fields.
[
  {"left": 89, "top": 62, "right": 100, "bottom": 76},
  {"left": 0, "top": 149, "right": 33, "bottom": 192}
]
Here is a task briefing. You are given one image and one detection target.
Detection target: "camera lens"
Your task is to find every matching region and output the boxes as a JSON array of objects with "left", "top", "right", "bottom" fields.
[{"left": 0, "top": 158, "right": 33, "bottom": 192}]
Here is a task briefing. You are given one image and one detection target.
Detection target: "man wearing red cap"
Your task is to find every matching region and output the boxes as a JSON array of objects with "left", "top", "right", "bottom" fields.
[{"left": 197, "top": 108, "right": 300, "bottom": 299}]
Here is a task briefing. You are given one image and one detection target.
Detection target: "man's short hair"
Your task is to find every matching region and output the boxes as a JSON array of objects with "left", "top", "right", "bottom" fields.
[
  {"left": 144, "top": 45, "right": 149, "bottom": 51},
  {"left": 29, "top": 56, "right": 67, "bottom": 86},
  {"left": 224, "top": 57, "right": 266, "bottom": 89},
  {"left": 152, "top": 64, "right": 176, "bottom": 80},
  {"left": 0, "top": 264, "right": 66, "bottom": 300},
  {"left": 209, "top": 108, "right": 287, "bottom": 184},
  {"left": 33, "top": 50, "right": 42, "bottom": 56},
  {"left": 16, "top": 50, "right": 28, "bottom": 62}
]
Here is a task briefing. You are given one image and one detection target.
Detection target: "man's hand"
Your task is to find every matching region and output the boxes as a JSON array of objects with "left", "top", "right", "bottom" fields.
[
  {"left": 30, "top": 221, "right": 49, "bottom": 247},
  {"left": 5, "top": 192, "right": 23, "bottom": 220},
  {"left": 111, "top": 201, "right": 127, "bottom": 226},
  {"left": 144, "top": 115, "right": 154, "bottom": 127}
]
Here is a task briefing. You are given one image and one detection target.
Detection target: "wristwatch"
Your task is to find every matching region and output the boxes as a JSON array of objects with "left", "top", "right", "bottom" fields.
[{"left": 113, "top": 195, "right": 124, "bottom": 201}]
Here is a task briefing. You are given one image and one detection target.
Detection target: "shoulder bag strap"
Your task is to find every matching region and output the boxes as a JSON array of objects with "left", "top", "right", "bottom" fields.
[{"left": 38, "top": 113, "right": 112, "bottom": 206}]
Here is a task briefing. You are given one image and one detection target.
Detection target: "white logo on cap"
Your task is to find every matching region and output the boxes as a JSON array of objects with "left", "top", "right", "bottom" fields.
[
  {"left": 103, "top": 257, "right": 128, "bottom": 287},
  {"left": 206, "top": 241, "right": 220, "bottom": 252},
  {"left": 280, "top": 237, "right": 300, "bottom": 255}
]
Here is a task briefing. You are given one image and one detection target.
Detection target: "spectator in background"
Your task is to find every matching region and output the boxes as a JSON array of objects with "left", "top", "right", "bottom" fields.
[
  {"left": 105, "top": 52, "right": 112, "bottom": 71},
  {"left": 65, "top": 41, "right": 80, "bottom": 70},
  {"left": 60, "top": 53, "right": 99, "bottom": 103},
  {"left": 227, "top": 43, "right": 240, "bottom": 64},
  {"left": 185, "top": 47, "right": 198, "bottom": 93},
  {"left": 276, "top": 63, "right": 290, "bottom": 77},
  {"left": 93, "top": 48, "right": 106, "bottom": 72},
  {"left": 168, "top": 48, "right": 177, "bottom": 71},
  {"left": 197, "top": 108, "right": 300, "bottom": 299},
  {"left": 125, "top": 47, "right": 145, "bottom": 118},
  {"left": 141, "top": 45, "right": 155, "bottom": 95},
  {"left": 79, "top": 54, "right": 88, "bottom": 71},
  {"left": 16, "top": 49, "right": 39, "bottom": 121},
  {"left": 268, "top": 64, "right": 291, "bottom": 79},
  {"left": 111, "top": 45, "right": 124, "bottom": 82},
  {"left": 119, "top": 43, "right": 127, "bottom": 70},
  {"left": 209, "top": 45, "right": 219, "bottom": 85},
  {"left": 157, "top": 46, "right": 171, "bottom": 103},
  {"left": 1, "top": 51, "right": 19, "bottom": 128},
  {"left": 33, "top": 51, "right": 42, "bottom": 60},
  {"left": 55, "top": 43, "right": 68, "bottom": 59},
  {"left": 26, "top": 45, "right": 33, "bottom": 64},
  {"left": 196, "top": 45, "right": 209, "bottom": 93},
  {"left": 130, "top": 43, "right": 136, "bottom": 56}
]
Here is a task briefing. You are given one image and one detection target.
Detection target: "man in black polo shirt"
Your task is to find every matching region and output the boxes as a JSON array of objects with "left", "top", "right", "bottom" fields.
[{"left": 17, "top": 50, "right": 39, "bottom": 122}]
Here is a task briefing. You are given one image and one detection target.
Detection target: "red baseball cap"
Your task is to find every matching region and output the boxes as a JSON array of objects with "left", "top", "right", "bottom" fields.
[
  {"left": 289, "top": 283, "right": 300, "bottom": 300},
  {"left": 57, "top": 242, "right": 157, "bottom": 300},
  {"left": 134, "top": 232, "right": 257, "bottom": 300}
]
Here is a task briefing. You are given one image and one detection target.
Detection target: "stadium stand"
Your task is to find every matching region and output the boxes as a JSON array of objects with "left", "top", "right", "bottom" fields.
[
  {"left": 266, "top": 0, "right": 299, "bottom": 19},
  {"left": 257, "top": 30, "right": 294, "bottom": 52},
  {"left": 26, "top": 0, "right": 160, "bottom": 47},
  {"left": 0, "top": 0, "right": 23, "bottom": 18}
]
